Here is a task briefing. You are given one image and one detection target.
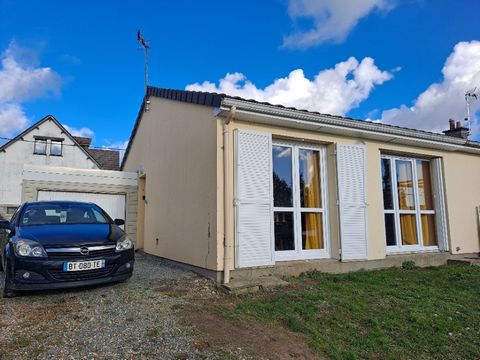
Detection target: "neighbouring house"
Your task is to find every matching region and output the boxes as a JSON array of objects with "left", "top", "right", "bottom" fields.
[
  {"left": 0, "top": 115, "right": 138, "bottom": 243},
  {"left": 122, "top": 86, "right": 480, "bottom": 282}
]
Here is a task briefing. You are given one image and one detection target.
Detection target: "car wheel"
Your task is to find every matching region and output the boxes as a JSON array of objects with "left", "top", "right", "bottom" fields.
[
  {"left": 2, "top": 259, "right": 16, "bottom": 298},
  {"left": 0, "top": 249, "right": 5, "bottom": 272}
]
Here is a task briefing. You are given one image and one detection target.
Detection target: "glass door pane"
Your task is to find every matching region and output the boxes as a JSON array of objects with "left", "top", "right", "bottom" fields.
[
  {"left": 381, "top": 158, "right": 394, "bottom": 209},
  {"left": 384, "top": 213, "right": 396, "bottom": 246},
  {"left": 396, "top": 160, "right": 415, "bottom": 210},
  {"left": 416, "top": 160, "right": 434, "bottom": 210},
  {"left": 301, "top": 213, "right": 323, "bottom": 250},
  {"left": 272, "top": 146, "right": 293, "bottom": 207},
  {"left": 274, "top": 212, "right": 295, "bottom": 251},
  {"left": 421, "top": 214, "right": 437, "bottom": 246},
  {"left": 400, "top": 214, "right": 418, "bottom": 245},
  {"left": 299, "top": 149, "right": 321, "bottom": 208}
]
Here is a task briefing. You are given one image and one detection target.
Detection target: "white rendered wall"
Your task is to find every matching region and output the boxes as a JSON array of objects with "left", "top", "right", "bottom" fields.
[{"left": 0, "top": 118, "right": 98, "bottom": 206}]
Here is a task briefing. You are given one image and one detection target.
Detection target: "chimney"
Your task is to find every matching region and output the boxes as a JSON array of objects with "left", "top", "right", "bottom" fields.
[
  {"left": 449, "top": 119, "right": 455, "bottom": 130},
  {"left": 73, "top": 136, "right": 92, "bottom": 149},
  {"left": 443, "top": 119, "right": 469, "bottom": 139}
]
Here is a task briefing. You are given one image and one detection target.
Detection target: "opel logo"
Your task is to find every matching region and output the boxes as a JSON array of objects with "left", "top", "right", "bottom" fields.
[{"left": 80, "top": 247, "right": 89, "bottom": 256}]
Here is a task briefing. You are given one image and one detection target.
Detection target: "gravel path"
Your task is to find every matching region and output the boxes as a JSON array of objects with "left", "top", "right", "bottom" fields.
[{"left": 0, "top": 252, "right": 225, "bottom": 360}]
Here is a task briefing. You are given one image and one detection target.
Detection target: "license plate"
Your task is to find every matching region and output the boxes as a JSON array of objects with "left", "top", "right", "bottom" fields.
[{"left": 63, "top": 260, "right": 106, "bottom": 272}]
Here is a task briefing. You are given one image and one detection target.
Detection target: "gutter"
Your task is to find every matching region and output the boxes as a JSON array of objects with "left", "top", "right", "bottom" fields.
[
  {"left": 222, "top": 106, "right": 236, "bottom": 284},
  {"left": 221, "top": 98, "right": 480, "bottom": 155}
]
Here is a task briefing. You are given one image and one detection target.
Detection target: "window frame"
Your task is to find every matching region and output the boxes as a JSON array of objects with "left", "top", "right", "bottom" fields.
[
  {"left": 6, "top": 206, "right": 18, "bottom": 215},
  {"left": 272, "top": 140, "right": 330, "bottom": 261},
  {"left": 33, "top": 139, "right": 47, "bottom": 155},
  {"left": 50, "top": 140, "right": 63, "bottom": 156},
  {"left": 381, "top": 154, "right": 438, "bottom": 254}
]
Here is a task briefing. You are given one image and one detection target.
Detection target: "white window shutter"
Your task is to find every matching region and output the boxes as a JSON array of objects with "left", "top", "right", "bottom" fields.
[
  {"left": 234, "top": 129, "right": 274, "bottom": 268},
  {"left": 431, "top": 158, "right": 449, "bottom": 251},
  {"left": 336, "top": 144, "right": 368, "bottom": 260}
]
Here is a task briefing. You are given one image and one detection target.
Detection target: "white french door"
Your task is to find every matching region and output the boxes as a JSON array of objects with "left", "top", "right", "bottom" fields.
[
  {"left": 381, "top": 155, "right": 439, "bottom": 253},
  {"left": 272, "top": 141, "right": 329, "bottom": 261}
]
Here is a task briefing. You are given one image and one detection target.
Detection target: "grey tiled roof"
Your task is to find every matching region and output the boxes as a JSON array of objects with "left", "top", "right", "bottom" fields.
[{"left": 87, "top": 149, "right": 120, "bottom": 171}]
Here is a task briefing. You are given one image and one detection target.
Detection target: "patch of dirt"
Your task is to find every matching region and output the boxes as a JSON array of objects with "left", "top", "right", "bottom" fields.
[
  {"left": 182, "top": 310, "right": 322, "bottom": 360},
  {"left": 0, "top": 254, "right": 322, "bottom": 359}
]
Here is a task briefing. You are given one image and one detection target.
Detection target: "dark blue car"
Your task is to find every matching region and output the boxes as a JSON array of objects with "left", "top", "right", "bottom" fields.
[{"left": 0, "top": 201, "right": 134, "bottom": 297}]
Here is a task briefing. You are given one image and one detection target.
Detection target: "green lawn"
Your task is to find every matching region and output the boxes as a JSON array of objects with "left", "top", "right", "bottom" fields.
[{"left": 229, "top": 265, "right": 480, "bottom": 360}]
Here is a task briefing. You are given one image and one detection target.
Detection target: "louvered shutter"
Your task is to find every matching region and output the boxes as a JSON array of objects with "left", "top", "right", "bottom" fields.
[
  {"left": 431, "top": 158, "right": 449, "bottom": 251},
  {"left": 234, "top": 129, "right": 274, "bottom": 268},
  {"left": 336, "top": 144, "right": 368, "bottom": 260}
]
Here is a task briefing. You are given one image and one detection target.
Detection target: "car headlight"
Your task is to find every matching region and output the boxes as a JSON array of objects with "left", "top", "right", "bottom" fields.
[
  {"left": 15, "top": 239, "right": 47, "bottom": 258},
  {"left": 116, "top": 235, "right": 133, "bottom": 252}
]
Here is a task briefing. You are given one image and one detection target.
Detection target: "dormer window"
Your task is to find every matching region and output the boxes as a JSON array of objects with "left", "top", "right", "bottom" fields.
[
  {"left": 34, "top": 139, "right": 47, "bottom": 155},
  {"left": 51, "top": 140, "right": 63, "bottom": 156}
]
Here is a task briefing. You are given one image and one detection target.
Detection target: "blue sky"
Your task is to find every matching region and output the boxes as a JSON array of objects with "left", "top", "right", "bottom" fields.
[{"left": 1, "top": 0, "right": 480, "bottom": 150}]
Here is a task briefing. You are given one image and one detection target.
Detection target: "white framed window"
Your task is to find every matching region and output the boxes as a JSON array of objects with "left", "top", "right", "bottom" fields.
[
  {"left": 381, "top": 154, "right": 438, "bottom": 253},
  {"left": 272, "top": 141, "right": 329, "bottom": 261}
]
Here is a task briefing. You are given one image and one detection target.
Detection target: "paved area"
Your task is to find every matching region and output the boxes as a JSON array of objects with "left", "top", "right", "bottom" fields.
[{"left": 0, "top": 252, "right": 225, "bottom": 360}]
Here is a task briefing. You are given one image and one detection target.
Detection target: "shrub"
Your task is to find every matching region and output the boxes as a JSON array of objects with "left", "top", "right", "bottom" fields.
[{"left": 402, "top": 260, "right": 417, "bottom": 270}]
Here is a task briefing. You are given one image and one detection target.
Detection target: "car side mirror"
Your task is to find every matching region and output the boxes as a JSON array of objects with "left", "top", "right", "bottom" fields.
[
  {"left": 0, "top": 220, "right": 10, "bottom": 229},
  {"left": 114, "top": 219, "right": 125, "bottom": 226}
]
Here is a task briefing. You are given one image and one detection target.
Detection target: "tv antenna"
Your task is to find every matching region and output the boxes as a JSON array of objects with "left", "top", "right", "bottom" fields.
[
  {"left": 465, "top": 87, "right": 479, "bottom": 139},
  {"left": 137, "top": 30, "right": 150, "bottom": 89}
]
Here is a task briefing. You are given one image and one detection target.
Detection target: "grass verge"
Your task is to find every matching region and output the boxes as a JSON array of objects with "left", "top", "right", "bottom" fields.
[{"left": 223, "top": 265, "right": 480, "bottom": 359}]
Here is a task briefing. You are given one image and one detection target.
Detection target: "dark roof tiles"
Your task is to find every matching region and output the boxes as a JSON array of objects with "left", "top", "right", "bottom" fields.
[
  {"left": 120, "top": 85, "right": 480, "bottom": 169},
  {"left": 87, "top": 149, "right": 120, "bottom": 171}
]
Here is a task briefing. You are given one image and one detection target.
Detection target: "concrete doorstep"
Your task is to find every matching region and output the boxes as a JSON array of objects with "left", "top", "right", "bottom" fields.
[
  {"left": 447, "top": 256, "right": 480, "bottom": 266},
  {"left": 221, "top": 276, "right": 290, "bottom": 295}
]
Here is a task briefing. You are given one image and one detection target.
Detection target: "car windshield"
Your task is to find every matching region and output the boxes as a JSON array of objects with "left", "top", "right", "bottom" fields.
[{"left": 20, "top": 203, "right": 110, "bottom": 226}]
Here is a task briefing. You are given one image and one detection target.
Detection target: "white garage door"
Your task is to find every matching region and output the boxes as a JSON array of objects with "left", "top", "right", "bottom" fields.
[{"left": 37, "top": 191, "right": 126, "bottom": 222}]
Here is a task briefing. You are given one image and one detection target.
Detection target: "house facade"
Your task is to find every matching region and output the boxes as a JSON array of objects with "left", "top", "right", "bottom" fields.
[
  {"left": 0, "top": 115, "right": 138, "bottom": 243},
  {"left": 122, "top": 87, "right": 480, "bottom": 282}
]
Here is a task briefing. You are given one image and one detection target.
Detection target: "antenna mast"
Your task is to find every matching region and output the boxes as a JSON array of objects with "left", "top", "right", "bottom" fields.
[
  {"left": 137, "top": 30, "right": 150, "bottom": 89},
  {"left": 465, "top": 87, "right": 479, "bottom": 139}
]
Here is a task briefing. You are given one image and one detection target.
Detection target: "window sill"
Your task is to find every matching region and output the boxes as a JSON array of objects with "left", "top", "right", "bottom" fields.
[
  {"left": 386, "top": 247, "right": 440, "bottom": 255},
  {"left": 275, "top": 251, "right": 331, "bottom": 262}
]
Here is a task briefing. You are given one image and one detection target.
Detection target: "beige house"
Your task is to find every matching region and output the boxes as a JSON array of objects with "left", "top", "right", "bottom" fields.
[{"left": 122, "top": 87, "right": 480, "bottom": 283}]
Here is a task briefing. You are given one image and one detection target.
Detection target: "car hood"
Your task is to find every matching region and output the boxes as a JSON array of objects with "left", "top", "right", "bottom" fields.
[{"left": 16, "top": 224, "right": 124, "bottom": 246}]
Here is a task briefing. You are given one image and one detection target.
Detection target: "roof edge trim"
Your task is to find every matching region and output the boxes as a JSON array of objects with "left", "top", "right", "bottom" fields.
[{"left": 221, "top": 98, "right": 480, "bottom": 153}]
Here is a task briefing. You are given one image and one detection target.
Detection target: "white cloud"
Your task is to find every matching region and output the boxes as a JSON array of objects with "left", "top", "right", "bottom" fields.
[
  {"left": 186, "top": 56, "right": 392, "bottom": 116},
  {"left": 378, "top": 41, "right": 480, "bottom": 136},
  {"left": 0, "top": 103, "right": 29, "bottom": 138},
  {"left": 283, "top": 0, "right": 396, "bottom": 49},
  {"left": 0, "top": 42, "right": 61, "bottom": 103},
  {"left": 63, "top": 124, "right": 95, "bottom": 138},
  {"left": 0, "top": 41, "right": 62, "bottom": 138}
]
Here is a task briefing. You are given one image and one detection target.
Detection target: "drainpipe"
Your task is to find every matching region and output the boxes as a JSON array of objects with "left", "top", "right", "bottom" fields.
[{"left": 223, "top": 106, "right": 236, "bottom": 285}]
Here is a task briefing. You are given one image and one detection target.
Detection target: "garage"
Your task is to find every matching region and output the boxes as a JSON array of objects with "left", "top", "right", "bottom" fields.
[
  {"left": 37, "top": 191, "right": 126, "bottom": 223},
  {"left": 21, "top": 164, "right": 138, "bottom": 244}
]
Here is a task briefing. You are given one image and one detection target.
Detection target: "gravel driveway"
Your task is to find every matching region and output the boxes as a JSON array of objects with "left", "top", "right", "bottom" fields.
[{"left": 0, "top": 252, "right": 225, "bottom": 360}]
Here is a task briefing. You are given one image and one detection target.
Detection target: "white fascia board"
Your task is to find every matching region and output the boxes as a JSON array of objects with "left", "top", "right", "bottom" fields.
[
  {"left": 220, "top": 98, "right": 480, "bottom": 155},
  {"left": 22, "top": 164, "right": 138, "bottom": 186}
]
